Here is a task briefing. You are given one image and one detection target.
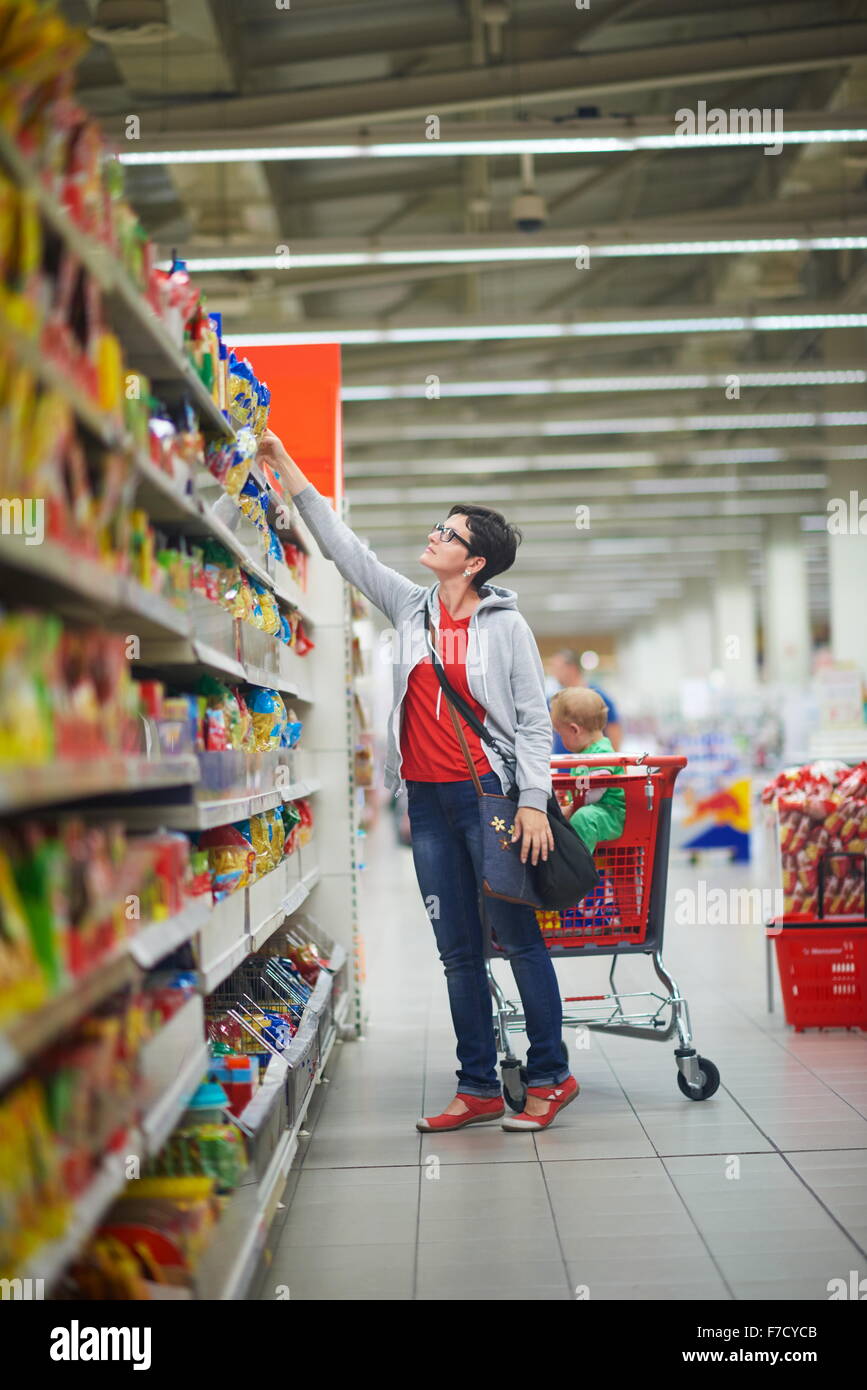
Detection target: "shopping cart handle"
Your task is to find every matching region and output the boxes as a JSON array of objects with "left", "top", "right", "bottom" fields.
[{"left": 550, "top": 753, "right": 688, "bottom": 770}]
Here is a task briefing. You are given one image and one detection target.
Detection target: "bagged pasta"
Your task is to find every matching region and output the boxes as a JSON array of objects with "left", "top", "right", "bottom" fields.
[
  {"left": 248, "top": 688, "right": 287, "bottom": 751},
  {"left": 198, "top": 822, "right": 255, "bottom": 899}
]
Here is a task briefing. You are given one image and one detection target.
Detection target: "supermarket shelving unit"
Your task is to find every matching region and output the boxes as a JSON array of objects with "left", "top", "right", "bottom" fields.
[{"left": 0, "top": 128, "right": 361, "bottom": 1297}]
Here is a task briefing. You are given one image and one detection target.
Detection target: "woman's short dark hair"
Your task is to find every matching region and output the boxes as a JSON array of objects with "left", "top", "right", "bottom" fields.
[{"left": 447, "top": 503, "right": 522, "bottom": 591}]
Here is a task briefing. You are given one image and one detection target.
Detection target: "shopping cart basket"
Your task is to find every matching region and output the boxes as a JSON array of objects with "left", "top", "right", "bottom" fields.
[{"left": 487, "top": 753, "right": 722, "bottom": 1108}]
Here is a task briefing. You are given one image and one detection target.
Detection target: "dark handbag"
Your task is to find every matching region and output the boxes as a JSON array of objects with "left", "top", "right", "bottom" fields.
[{"left": 423, "top": 608, "right": 599, "bottom": 912}]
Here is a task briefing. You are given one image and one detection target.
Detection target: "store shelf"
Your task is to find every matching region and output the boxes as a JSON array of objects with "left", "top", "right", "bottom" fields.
[
  {"left": 268, "top": 565, "right": 316, "bottom": 624},
  {"left": 249, "top": 864, "right": 321, "bottom": 951},
  {"left": 281, "top": 777, "right": 321, "bottom": 803},
  {"left": 131, "top": 453, "right": 205, "bottom": 530},
  {"left": 139, "top": 1022, "right": 209, "bottom": 1158},
  {"left": 0, "top": 315, "right": 122, "bottom": 446},
  {"left": 131, "top": 462, "right": 313, "bottom": 636},
  {"left": 95, "top": 753, "right": 314, "bottom": 832},
  {"left": 290, "top": 863, "right": 322, "bottom": 912},
  {"left": 0, "top": 949, "right": 139, "bottom": 1090},
  {"left": 0, "top": 754, "right": 199, "bottom": 816},
  {"left": 153, "top": 788, "right": 285, "bottom": 831},
  {"left": 0, "top": 533, "right": 192, "bottom": 641},
  {"left": 109, "top": 272, "right": 232, "bottom": 437},
  {"left": 193, "top": 1124, "right": 297, "bottom": 1301},
  {"left": 316, "top": 989, "right": 351, "bottom": 1077},
  {"left": 192, "top": 963, "right": 341, "bottom": 1302},
  {"left": 196, "top": 493, "right": 274, "bottom": 586},
  {"left": 21, "top": 1149, "right": 128, "bottom": 1290},
  {"left": 129, "top": 898, "right": 213, "bottom": 969},
  {"left": 0, "top": 126, "right": 232, "bottom": 440},
  {"left": 139, "top": 633, "right": 312, "bottom": 697},
  {"left": 123, "top": 577, "right": 191, "bottom": 639},
  {"left": 0, "top": 55, "right": 362, "bottom": 1304},
  {"left": 138, "top": 633, "right": 247, "bottom": 684},
  {"left": 0, "top": 532, "right": 118, "bottom": 610},
  {"left": 139, "top": 1058, "right": 206, "bottom": 1160},
  {"left": 197, "top": 894, "right": 249, "bottom": 995},
  {"left": 242, "top": 662, "right": 310, "bottom": 699}
]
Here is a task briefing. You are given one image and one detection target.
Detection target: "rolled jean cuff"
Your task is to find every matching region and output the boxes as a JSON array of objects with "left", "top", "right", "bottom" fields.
[
  {"left": 525, "top": 1067, "right": 571, "bottom": 1089},
  {"left": 457, "top": 1083, "right": 502, "bottom": 1099}
]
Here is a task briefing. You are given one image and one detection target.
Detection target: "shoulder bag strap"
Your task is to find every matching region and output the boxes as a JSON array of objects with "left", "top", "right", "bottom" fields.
[{"left": 424, "top": 605, "right": 517, "bottom": 798}]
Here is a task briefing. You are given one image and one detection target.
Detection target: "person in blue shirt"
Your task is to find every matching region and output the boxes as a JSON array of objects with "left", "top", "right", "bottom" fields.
[{"left": 548, "top": 649, "right": 622, "bottom": 753}]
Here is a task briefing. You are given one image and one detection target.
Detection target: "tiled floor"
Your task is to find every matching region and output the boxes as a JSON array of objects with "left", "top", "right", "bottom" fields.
[{"left": 262, "top": 811, "right": 867, "bottom": 1301}]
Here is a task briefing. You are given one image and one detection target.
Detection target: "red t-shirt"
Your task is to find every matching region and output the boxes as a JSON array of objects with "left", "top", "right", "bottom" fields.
[{"left": 400, "top": 604, "right": 491, "bottom": 782}]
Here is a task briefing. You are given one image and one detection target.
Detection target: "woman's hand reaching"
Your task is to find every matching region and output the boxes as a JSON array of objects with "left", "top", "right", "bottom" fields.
[
  {"left": 512, "top": 807, "right": 554, "bottom": 866},
  {"left": 257, "top": 429, "right": 308, "bottom": 496}
]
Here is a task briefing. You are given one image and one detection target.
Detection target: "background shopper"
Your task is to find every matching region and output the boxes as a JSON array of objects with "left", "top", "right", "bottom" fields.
[{"left": 548, "top": 649, "right": 623, "bottom": 753}]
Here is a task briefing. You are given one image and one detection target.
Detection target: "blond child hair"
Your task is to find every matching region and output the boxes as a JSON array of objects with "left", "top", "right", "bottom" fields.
[{"left": 550, "top": 686, "right": 608, "bottom": 732}]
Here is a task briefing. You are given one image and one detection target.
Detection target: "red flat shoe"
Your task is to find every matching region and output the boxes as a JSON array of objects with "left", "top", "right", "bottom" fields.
[
  {"left": 416, "top": 1093, "right": 505, "bottom": 1132},
  {"left": 501, "top": 1075, "right": 580, "bottom": 1131}
]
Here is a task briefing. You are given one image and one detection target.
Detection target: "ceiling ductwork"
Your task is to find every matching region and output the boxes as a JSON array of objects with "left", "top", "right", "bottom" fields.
[{"left": 88, "top": 0, "right": 176, "bottom": 47}]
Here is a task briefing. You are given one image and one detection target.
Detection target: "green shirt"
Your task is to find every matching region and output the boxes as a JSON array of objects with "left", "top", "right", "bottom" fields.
[{"left": 567, "top": 735, "right": 626, "bottom": 853}]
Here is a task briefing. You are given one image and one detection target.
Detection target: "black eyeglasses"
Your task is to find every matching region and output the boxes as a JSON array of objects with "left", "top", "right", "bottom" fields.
[{"left": 431, "top": 522, "right": 473, "bottom": 551}]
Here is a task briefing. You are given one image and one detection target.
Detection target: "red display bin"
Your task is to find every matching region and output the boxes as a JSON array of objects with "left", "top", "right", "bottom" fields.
[{"left": 773, "top": 924, "right": 867, "bottom": 1031}]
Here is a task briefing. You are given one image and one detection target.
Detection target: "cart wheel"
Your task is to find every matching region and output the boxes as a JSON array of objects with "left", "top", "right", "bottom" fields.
[
  {"left": 501, "top": 1058, "right": 526, "bottom": 1112},
  {"left": 677, "top": 1056, "right": 720, "bottom": 1101}
]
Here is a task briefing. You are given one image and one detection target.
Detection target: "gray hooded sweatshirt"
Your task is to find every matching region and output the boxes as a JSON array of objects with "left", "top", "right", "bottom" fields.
[{"left": 293, "top": 484, "right": 553, "bottom": 813}]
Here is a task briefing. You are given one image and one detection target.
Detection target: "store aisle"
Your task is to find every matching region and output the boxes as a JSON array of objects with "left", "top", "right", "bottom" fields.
[{"left": 264, "top": 813, "right": 867, "bottom": 1302}]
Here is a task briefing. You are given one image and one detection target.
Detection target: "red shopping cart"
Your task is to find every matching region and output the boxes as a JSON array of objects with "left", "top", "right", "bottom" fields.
[{"left": 487, "top": 753, "right": 722, "bottom": 1108}]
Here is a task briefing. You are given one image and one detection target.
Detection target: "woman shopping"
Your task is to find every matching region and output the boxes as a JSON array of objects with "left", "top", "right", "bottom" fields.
[{"left": 258, "top": 430, "right": 580, "bottom": 1133}]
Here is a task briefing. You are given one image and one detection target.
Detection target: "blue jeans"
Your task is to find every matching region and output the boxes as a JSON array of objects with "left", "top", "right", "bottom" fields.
[{"left": 406, "top": 771, "right": 570, "bottom": 1098}]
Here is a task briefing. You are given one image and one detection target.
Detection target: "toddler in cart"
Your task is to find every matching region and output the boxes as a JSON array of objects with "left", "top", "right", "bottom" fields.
[{"left": 550, "top": 688, "right": 626, "bottom": 925}]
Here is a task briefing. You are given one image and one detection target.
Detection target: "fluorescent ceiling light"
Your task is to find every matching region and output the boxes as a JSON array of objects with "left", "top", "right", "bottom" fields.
[
  {"left": 119, "top": 129, "right": 867, "bottom": 166},
  {"left": 347, "top": 474, "right": 825, "bottom": 504},
  {"left": 630, "top": 473, "right": 825, "bottom": 494},
  {"left": 171, "top": 237, "right": 867, "bottom": 274},
  {"left": 342, "top": 368, "right": 867, "bottom": 400},
  {"left": 345, "top": 410, "right": 867, "bottom": 440},
  {"left": 357, "top": 497, "right": 818, "bottom": 525},
  {"left": 226, "top": 314, "right": 867, "bottom": 346},
  {"left": 344, "top": 444, "right": 867, "bottom": 478}
]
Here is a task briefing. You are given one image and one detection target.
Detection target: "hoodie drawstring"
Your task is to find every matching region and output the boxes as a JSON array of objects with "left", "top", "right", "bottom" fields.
[{"left": 473, "top": 610, "right": 490, "bottom": 705}]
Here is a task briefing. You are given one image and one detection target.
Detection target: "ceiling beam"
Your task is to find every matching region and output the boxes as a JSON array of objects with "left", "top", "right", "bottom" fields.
[
  {"left": 341, "top": 359, "right": 865, "bottom": 390},
  {"left": 171, "top": 207, "right": 867, "bottom": 263},
  {"left": 93, "top": 25, "right": 867, "bottom": 134},
  {"left": 342, "top": 440, "right": 863, "bottom": 478},
  {"left": 222, "top": 296, "right": 867, "bottom": 346}
]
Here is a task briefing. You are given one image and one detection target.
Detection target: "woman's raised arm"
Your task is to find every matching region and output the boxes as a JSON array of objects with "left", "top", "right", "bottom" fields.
[{"left": 258, "top": 429, "right": 425, "bottom": 625}]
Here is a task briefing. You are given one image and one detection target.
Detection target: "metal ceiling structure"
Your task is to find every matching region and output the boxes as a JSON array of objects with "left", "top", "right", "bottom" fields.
[{"left": 63, "top": 0, "right": 867, "bottom": 637}]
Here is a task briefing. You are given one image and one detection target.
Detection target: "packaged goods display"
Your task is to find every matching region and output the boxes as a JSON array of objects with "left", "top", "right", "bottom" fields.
[
  {"left": 0, "top": 817, "right": 208, "bottom": 1025},
  {"left": 0, "top": 968, "right": 196, "bottom": 1279},
  {"left": 0, "top": 0, "right": 351, "bottom": 1307},
  {"left": 145, "top": 1119, "right": 247, "bottom": 1190},
  {"left": 196, "top": 539, "right": 312, "bottom": 654},
  {"left": 0, "top": 606, "right": 308, "bottom": 773},
  {"left": 294, "top": 798, "right": 315, "bottom": 848},
  {"left": 0, "top": 614, "right": 142, "bottom": 765},
  {"left": 206, "top": 943, "right": 322, "bottom": 1055},
  {"left": 194, "top": 799, "right": 304, "bottom": 902},
  {"left": 763, "top": 761, "right": 867, "bottom": 919}
]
